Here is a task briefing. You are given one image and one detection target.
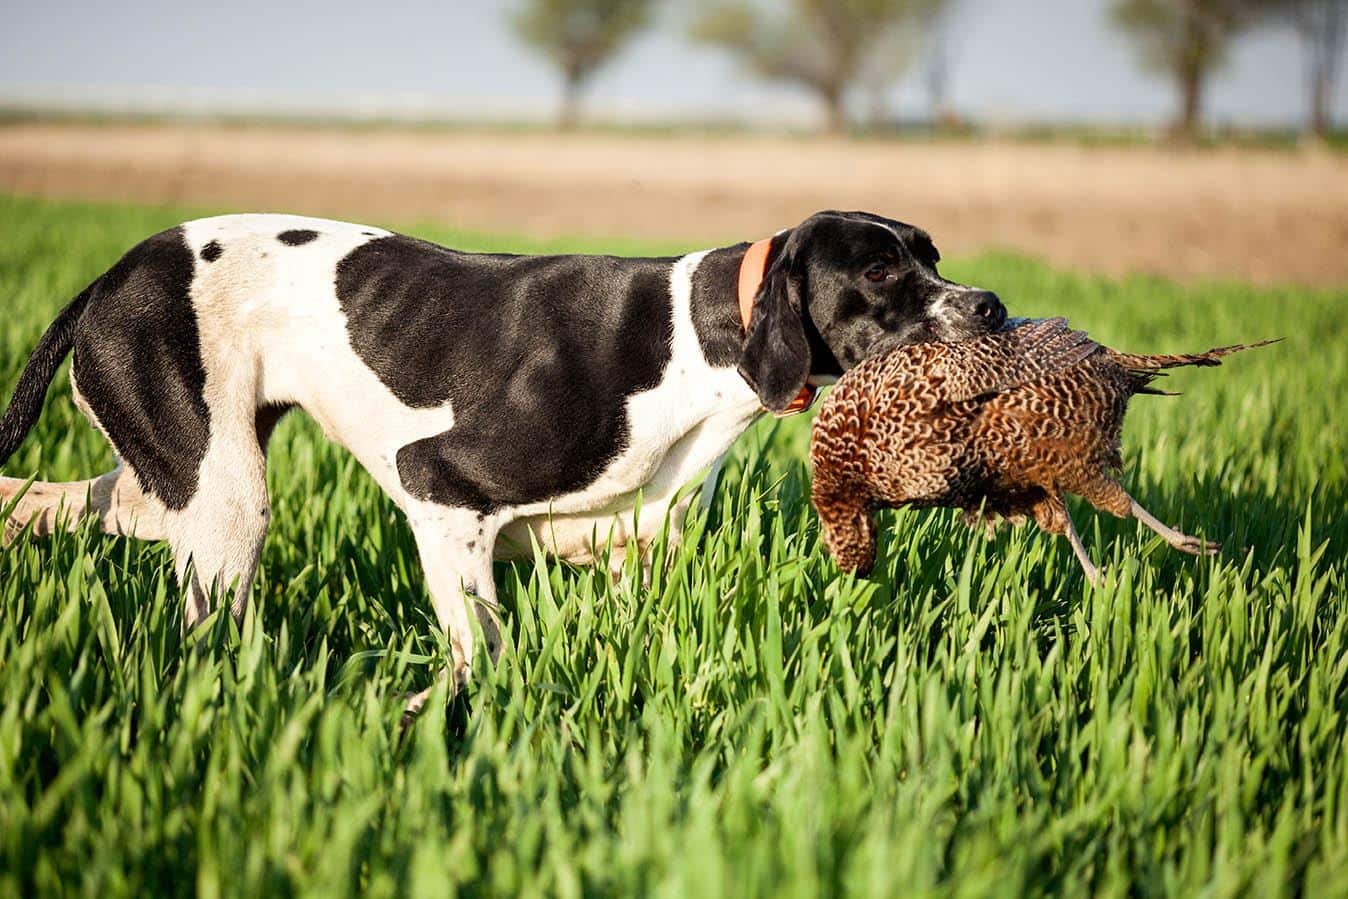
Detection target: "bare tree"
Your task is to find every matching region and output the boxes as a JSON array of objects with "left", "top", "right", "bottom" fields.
[
  {"left": 511, "top": 0, "right": 657, "bottom": 129},
  {"left": 1111, "top": 0, "right": 1260, "bottom": 140},
  {"left": 1265, "top": 0, "right": 1347, "bottom": 137},
  {"left": 858, "top": 22, "right": 927, "bottom": 129},
  {"left": 924, "top": 11, "right": 956, "bottom": 128},
  {"left": 690, "top": 0, "right": 948, "bottom": 135}
]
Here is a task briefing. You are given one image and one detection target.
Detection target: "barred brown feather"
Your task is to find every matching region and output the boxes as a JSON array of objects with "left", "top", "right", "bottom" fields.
[{"left": 809, "top": 319, "right": 1276, "bottom": 581}]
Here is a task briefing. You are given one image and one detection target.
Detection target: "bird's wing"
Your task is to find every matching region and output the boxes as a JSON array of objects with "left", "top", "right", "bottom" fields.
[{"left": 927, "top": 317, "right": 1100, "bottom": 402}]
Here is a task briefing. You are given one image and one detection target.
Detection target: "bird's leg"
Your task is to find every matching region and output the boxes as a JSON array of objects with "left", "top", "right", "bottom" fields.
[
  {"left": 1128, "top": 499, "right": 1220, "bottom": 556},
  {"left": 1061, "top": 505, "right": 1101, "bottom": 587},
  {"left": 1077, "top": 477, "right": 1219, "bottom": 559},
  {"left": 1033, "top": 493, "right": 1100, "bottom": 586}
]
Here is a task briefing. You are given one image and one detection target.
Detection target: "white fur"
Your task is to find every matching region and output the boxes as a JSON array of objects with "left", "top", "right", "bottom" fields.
[
  {"left": 176, "top": 218, "right": 760, "bottom": 538},
  {"left": 5, "top": 215, "right": 767, "bottom": 695},
  {"left": 502, "top": 250, "right": 760, "bottom": 560}
]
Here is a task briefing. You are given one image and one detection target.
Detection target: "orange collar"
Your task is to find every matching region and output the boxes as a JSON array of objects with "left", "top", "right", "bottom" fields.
[{"left": 738, "top": 237, "right": 817, "bottom": 416}]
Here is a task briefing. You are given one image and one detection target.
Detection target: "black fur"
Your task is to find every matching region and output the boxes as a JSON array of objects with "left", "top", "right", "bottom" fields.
[
  {"left": 277, "top": 229, "right": 318, "bottom": 246},
  {"left": 689, "top": 244, "right": 751, "bottom": 368},
  {"left": 0, "top": 210, "right": 1004, "bottom": 522},
  {"left": 335, "top": 235, "right": 675, "bottom": 511},
  {"left": 343, "top": 213, "right": 1003, "bottom": 511},
  {"left": 200, "top": 240, "right": 223, "bottom": 262},
  {"left": 738, "top": 231, "right": 813, "bottom": 412},
  {"left": 783, "top": 211, "right": 1001, "bottom": 370},
  {"left": 736, "top": 212, "right": 1005, "bottom": 411},
  {"left": 0, "top": 284, "right": 95, "bottom": 467},
  {"left": 255, "top": 402, "right": 293, "bottom": 453},
  {"left": 70, "top": 228, "right": 211, "bottom": 510}
]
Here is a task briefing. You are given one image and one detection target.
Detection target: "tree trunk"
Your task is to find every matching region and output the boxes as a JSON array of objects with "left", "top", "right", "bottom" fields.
[
  {"left": 819, "top": 84, "right": 847, "bottom": 136},
  {"left": 1300, "top": 0, "right": 1345, "bottom": 139},
  {"left": 1169, "top": 5, "right": 1207, "bottom": 144},
  {"left": 867, "top": 84, "right": 889, "bottom": 134},
  {"left": 560, "top": 70, "right": 584, "bottom": 131},
  {"left": 926, "top": 30, "right": 952, "bottom": 129},
  {"left": 1173, "top": 59, "right": 1204, "bottom": 143},
  {"left": 1311, "top": 65, "right": 1331, "bottom": 138}
]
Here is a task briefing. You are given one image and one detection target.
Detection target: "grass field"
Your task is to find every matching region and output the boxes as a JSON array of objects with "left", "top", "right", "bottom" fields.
[{"left": 1, "top": 192, "right": 1346, "bottom": 898}]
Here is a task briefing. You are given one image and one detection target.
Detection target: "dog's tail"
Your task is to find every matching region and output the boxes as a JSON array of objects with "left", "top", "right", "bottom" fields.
[{"left": 0, "top": 283, "right": 96, "bottom": 467}]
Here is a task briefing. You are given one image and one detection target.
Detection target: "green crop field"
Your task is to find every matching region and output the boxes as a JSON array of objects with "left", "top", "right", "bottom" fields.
[{"left": 1, "top": 192, "right": 1346, "bottom": 898}]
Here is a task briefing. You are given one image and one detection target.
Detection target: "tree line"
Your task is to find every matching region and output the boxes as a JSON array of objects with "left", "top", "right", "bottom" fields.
[{"left": 509, "top": 0, "right": 1345, "bottom": 140}]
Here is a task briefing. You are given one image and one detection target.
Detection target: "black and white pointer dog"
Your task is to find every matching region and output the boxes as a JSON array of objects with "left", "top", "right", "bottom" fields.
[{"left": 0, "top": 210, "right": 1005, "bottom": 707}]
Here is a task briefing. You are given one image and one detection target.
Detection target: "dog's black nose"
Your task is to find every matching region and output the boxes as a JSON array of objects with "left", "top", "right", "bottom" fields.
[{"left": 963, "top": 290, "right": 1006, "bottom": 327}]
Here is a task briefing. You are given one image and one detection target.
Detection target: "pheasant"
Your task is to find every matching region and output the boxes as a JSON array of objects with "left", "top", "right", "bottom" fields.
[{"left": 809, "top": 317, "right": 1276, "bottom": 584}]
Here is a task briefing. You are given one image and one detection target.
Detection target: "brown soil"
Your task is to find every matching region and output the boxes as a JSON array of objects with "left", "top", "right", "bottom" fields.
[{"left": 2, "top": 122, "right": 1346, "bottom": 286}]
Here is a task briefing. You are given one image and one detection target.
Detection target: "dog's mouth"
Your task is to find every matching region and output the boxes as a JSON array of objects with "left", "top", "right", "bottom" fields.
[
  {"left": 923, "top": 288, "right": 1009, "bottom": 342},
  {"left": 853, "top": 320, "right": 960, "bottom": 361},
  {"left": 930, "top": 315, "right": 1005, "bottom": 343},
  {"left": 830, "top": 312, "right": 1008, "bottom": 372}
]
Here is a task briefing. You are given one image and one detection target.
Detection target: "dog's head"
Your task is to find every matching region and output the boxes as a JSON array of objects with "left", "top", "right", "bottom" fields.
[{"left": 739, "top": 210, "right": 1006, "bottom": 412}]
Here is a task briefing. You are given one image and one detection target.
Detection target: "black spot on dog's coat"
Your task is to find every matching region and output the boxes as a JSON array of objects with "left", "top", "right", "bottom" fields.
[
  {"left": 335, "top": 234, "right": 674, "bottom": 512},
  {"left": 255, "top": 402, "right": 294, "bottom": 453},
  {"left": 277, "top": 229, "right": 318, "bottom": 246},
  {"left": 71, "top": 227, "right": 210, "bottom": 510},
  {"left": 200, "top": 240, "right": 223, "bottom": 262},
  {"left": 689, "top": 242, "right": 765, "bottom": 368}
]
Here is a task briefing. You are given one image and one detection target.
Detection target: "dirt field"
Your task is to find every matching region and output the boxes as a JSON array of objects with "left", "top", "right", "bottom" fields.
[{"left": 2, "top": 122, "right": 1346, "bottom": 285}]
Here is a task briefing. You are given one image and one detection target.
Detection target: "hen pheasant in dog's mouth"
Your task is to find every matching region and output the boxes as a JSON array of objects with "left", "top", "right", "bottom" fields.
[{"left": 809, "top": 318, "right": 1277, "bottom": 584}]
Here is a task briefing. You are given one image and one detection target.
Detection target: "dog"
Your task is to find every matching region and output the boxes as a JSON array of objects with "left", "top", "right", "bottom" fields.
[{"left": 0, "top": 209, "right": 1006, "bottom": 706}]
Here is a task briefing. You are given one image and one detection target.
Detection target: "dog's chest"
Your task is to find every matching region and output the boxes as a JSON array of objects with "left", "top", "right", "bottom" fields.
[
  {"left": 624, "top": 367, "right": 755, "bottom": 476},
  {"left": 507, "top": 251, "right": 760, "bottom": 518},
  {"left": 518, "top": 346, "right": 758, "bottom": 519}
]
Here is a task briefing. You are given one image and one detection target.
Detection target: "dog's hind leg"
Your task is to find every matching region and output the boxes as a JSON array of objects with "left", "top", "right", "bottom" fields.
[
  {"left": 402, "top": 502, "right": 503, "bottom": 716},
  {"left": 2, "top": 362, "right": 172, "bottom": 544},
  {"left": 1, "top": 465, "right": 169, "bottom": 544},
  {"left": 163, "top": 417, "right": 271, "bottom": 628}
]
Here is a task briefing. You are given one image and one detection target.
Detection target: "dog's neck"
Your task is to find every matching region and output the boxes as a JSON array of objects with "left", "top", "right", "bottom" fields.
[
  {"left": 730, "top": 238, "right": 816, "bottom": 416},
  {"left": 736, "top": 237, "right": 775, "bottom": 334}
]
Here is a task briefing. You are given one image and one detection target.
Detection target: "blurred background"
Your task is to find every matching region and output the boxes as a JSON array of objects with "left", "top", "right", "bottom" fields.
[{"left": 2, "top": 0, "right": 1346, "bottom": 285}]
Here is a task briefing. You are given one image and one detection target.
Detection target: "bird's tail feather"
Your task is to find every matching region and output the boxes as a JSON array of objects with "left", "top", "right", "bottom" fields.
[{"left": 1110, "top": 337, "right": 1282, "bottom": 371}]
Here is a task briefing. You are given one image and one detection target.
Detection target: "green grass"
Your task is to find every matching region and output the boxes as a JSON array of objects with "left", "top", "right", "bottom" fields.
[{"left": 1, "top": 192, "right": 1346, "bottom": 898}]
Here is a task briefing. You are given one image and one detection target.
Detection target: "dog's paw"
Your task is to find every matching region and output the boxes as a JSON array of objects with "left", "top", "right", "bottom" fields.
[{"left": 399, "top": 661, "right": 472, "bottom": 730}]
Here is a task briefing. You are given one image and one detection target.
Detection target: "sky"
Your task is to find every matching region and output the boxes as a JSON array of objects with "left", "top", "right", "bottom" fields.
[{"left": 2, "top": 0, "right": 1344, "bottom": 129}]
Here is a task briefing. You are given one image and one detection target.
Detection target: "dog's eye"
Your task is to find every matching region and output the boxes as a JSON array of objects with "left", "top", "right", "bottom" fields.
[{"left": 864, "top": 263, "right": 889, "bottom": 283}]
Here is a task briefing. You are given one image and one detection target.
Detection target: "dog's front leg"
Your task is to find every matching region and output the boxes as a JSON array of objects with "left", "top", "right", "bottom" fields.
[{"left": 403, "top": 503, "right": 503, "bottom": 716}]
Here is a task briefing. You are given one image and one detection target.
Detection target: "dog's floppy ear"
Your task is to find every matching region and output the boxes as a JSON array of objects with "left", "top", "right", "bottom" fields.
[{"left": 737, "top": 240, "right": 811, "bottom": 412}]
